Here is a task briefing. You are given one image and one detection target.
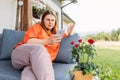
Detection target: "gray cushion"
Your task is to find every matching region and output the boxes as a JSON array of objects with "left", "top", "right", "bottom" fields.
[
  {"left": 0, "top": 60, "right": 21, "bottom": 80},
  {"left": 55, "top": 33, "right": 79, "bottom": 63},
  {"left": 0, "top": 61, "right": 74, "bottom": 80},
  {"left": 53, "top": 63, "right": 75, "bottom": 80},
  {"left": 0, "top": 29, "right": 25, "bottom": 60}
]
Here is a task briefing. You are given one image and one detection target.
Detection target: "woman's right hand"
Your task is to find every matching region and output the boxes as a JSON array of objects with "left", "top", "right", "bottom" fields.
[
  {"left": 48, "top": 35, "right": 62, "bottom": 44},
  {"left": 26, "top": 35, "right": 62, "bottom": 45}
]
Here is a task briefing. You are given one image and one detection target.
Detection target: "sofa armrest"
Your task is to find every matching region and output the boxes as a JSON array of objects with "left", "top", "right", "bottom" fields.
[
  {"left": 0, "top": 34, "right": 2, "bottom": 41},
  {"left": 0, "top": 34, "right": 2, "bottom": 54}
]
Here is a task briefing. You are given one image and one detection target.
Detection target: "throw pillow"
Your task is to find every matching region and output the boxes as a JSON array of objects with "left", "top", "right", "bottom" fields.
[
  {"left": 54, "top": 33, "right": 80, "bottom": 63},
  {"left": 0, "top": 29, "right": 25, "bottom": 60}
]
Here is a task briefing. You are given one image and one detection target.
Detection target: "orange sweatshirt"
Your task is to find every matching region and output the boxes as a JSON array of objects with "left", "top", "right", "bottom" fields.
[{"left": 15, "top": 24, "right": 67, "bottom": 61}]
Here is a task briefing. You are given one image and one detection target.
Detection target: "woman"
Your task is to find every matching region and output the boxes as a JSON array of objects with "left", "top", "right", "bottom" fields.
[{"left": 11, "top": 10, "right": 74, "bottom": 80}]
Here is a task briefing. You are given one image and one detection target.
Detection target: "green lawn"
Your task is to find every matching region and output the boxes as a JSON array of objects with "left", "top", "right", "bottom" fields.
[{"left": 93, "top": 47, "right": 120, "bottom": 79}]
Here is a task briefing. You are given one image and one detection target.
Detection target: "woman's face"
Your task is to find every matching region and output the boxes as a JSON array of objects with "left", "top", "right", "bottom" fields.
[{"left": 43, "top": 14, "right": 56, "bottom": 30}]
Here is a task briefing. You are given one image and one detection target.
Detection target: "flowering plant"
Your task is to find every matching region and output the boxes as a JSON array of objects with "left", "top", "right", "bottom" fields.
[{"left": 70, "top": 39, "right": 99, "bottom": 75}]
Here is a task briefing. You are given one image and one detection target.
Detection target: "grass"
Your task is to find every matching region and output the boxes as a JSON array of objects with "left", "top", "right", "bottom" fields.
[{"left": 93, "top": 47, "right": 120, "bottom": 79}]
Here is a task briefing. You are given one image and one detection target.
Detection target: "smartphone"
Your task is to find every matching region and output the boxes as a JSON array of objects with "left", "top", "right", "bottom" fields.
[{"left": 56, "top": 30, "right": 64, "bottom": 36}]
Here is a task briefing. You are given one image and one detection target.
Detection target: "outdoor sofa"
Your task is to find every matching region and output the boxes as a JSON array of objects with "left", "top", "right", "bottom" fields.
[{"left": 0, "top": 28, "right": 79, "bottom": 80}]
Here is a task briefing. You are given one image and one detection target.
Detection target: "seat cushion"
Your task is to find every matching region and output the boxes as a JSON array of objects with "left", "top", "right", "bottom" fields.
[
  {"left": 0, "top": 60, "right": 75, "bottom": 80},
  {"left": 0, "top": 29, "right": 25, "bottom": 60},
  {"left": 0, "top": 60, "right": 21, "bottom": 80},
  {"left": 54, "top": 33, "right": 79, "bottom": 63},
  {"left": 53, "top": 63, "right": 75, "bottom": 80}
]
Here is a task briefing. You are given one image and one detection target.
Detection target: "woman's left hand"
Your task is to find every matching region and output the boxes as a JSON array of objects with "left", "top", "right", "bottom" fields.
[{"left": 67, "top": 23, "right": 75, "bottom": 36}]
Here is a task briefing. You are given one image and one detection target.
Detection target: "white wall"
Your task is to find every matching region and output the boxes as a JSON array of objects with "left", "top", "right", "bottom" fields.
[
  {"left": 0, "top": 0, "right": 63, "bottom": 33},
  {"left": 63, "top": 21, "right": 68, "bottom": 33},
  {"left": 0, "top": 0, "right": 17, "bottom": 33}
]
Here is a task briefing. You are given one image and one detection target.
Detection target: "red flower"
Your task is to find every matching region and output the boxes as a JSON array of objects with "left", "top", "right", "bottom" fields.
[
  {"left": 75, "top": 44, "right": 79, "bottom": 48},
  {"left": 78, "top": 39, "right": 82, "bottom": 43},
  {"left": 88, "top": 39, "right": 94, "bottom": 44},
  {"left": 70, "top": 41, "right": 74, "bottom": 45}
]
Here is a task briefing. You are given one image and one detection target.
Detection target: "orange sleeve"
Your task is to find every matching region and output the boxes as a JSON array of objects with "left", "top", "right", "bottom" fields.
[
  {"left": 14, "top": 24, "right": 42, "bottom": 48},
  {"left": 23, "top": 24, "right": 42, "bottom": 43}
]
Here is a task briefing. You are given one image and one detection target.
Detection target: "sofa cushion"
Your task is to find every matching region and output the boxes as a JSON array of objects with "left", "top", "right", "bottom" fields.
[
  {"left": 53, "top": 63, "right": 75, "bottom": 80},
  {"left": 55, "top": 33, "right": 79, "bottom": 63},
  {"left": 0, "top": 29, "right": 25, "bottom": 60},
  {"left": 0, "top": 61, "right": 74, "bottom": 80},
  {"left": 0, "top": 60, "right": 21, "bottom": 80}
]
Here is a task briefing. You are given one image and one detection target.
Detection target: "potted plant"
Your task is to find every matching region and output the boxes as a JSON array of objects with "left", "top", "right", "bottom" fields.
[
  {"left": 32, "top": 6, "right": 45, "bottom": 19},
  {"left": 70, "top": 38, "right": 100, "bottom": 80}
]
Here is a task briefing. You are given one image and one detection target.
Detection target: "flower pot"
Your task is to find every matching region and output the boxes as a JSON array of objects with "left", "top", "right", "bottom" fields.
[{"left": 73, "top": 71, "right": 92, "bottom": 80}]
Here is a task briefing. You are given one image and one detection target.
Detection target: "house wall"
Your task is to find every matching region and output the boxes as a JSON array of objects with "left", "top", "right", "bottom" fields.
[
  {"left": 0, "top": 0, "right": 17, "bottom": 33},
  {"left": 0, "top": 0, "right": 73, "bottom": 33}
]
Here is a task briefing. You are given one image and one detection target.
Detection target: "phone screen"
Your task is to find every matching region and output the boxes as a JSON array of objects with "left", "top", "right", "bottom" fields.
[{"left": 56, "top": 30, "right": 64, "bottom": 36}]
